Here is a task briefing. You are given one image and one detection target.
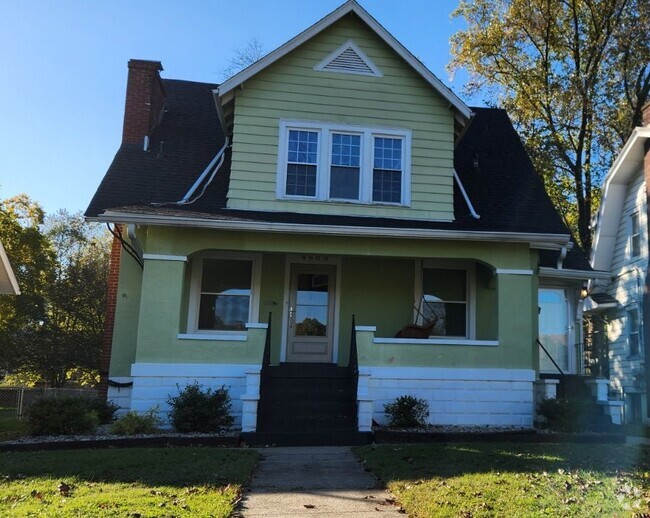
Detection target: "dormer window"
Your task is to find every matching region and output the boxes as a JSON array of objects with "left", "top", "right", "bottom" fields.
[{"left": 277, "top": 120, "right": 411, "bottom": 206}]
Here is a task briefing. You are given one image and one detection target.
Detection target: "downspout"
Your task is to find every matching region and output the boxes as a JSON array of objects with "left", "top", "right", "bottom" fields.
[
  {"left": 180, "top": 136, "right": 230, "bottom": 203},
  {"left": 453, "top": 169, "right": 480, "bottom": 220}
]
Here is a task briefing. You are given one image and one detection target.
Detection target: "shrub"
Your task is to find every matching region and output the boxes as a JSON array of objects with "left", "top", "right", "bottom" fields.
[
  {"left": 384, "top": 395, "right": 430, "bottom": 428},
  {"left": 167, "top": 382, "right": 234, "bottom": 433},
  {"left": 538, "top": 397, "right": 602, "bottom": 433},
  {"left": 27, "top": 397, "right": 99, "bottom": 435},
  {"left": 83, "top": 397, "right": 119, "bottom": 425},
  {"left": 110, "top": 407, "right": 161, "bottom": 435}
]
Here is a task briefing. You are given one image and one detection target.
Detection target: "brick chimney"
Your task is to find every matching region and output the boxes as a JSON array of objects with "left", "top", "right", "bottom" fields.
[{"left": 122, "top": 59, "right": 165, "bottom": 147}]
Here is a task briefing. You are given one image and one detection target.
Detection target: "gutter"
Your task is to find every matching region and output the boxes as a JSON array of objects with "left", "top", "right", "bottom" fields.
[
  {"left": 93, "top": 210, "right": 572, "bottom": 247},
  {"left": 539, "top": 267, "right": 611, "bottom": 281}
]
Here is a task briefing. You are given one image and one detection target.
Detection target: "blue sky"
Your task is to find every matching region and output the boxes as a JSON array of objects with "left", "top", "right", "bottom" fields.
[{"left": 0, "top": 0, "right": 474, "bottom": 215}]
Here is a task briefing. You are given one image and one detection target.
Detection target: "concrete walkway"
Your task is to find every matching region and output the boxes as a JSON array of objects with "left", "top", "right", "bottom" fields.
[{"left": 237, "top": 446, "right": 404, "bottom": 517}]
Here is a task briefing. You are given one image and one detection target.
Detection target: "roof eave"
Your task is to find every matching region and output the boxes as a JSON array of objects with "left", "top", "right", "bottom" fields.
[
  {"left": 214, "top": 0, "right": 471, "bottom": 123},
  {"left": 0, "top": 241, "right": 20, "bottom": 295},
  {"left": 93, "top": 209, "right": 571, "bottom": 248}
]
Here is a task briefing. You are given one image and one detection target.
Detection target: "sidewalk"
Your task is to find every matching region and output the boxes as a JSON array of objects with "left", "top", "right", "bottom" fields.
[{"left": 237, "top": 446, "right": 404, "bottom": 516}]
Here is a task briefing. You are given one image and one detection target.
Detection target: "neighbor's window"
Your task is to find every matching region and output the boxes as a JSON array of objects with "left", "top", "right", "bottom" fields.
[
  {"left": 422, "top": 268, "right": 468, "bottom": 337},
  {"left": 278, "top": 121, "right": 411, "bottom": 205},
  {"left": 628, "top": 309, "right": 640, "bottom": 357},
  {"left": 631, "top": 212, "right": 641, "bottom": 258}
]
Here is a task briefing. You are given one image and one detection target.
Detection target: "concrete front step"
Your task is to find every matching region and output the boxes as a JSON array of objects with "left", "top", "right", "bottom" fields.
[{"left": 241, "top": 431, "right": 372, "bottom": 447}]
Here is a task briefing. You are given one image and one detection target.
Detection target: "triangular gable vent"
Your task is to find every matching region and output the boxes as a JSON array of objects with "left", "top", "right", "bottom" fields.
[{"left": 314, "top": 40, "right": 382, "bottom": 77}]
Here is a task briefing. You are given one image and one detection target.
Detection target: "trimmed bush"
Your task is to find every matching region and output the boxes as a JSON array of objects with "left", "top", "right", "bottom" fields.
[
  {"left": 110, "top": 407, "right": 161, "bottom": 435},
  {"left": 538, "top": 397, "right": 602, "bottom": 432},
  {"left": 83, "top": 397, "right": 119, "bottom": 425},
  {"left": 384, "top": 395, "right": 430, "bottom": 428},
  {"left": 27, "top": 397, "right": 99, "bottom": 435},
  {"left": 167, "top": 382, "right": 234, "bottom": 433}
]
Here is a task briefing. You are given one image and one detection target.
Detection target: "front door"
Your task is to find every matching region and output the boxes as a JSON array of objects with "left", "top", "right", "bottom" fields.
[
  {"left": 287, "top": 264, "right": 336, "bottom": 363},
  {"left": 538, "top": 288, "right": 570, "bottom": 373}
]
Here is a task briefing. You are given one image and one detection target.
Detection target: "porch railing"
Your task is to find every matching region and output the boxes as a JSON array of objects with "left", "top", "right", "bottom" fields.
[
  {"left": 537, "top": 338, "right": 564, "bottom": 376},
  {"left": 256, "top": 312, "right": 272, "bottom": 432},
  {"left": 349, "top": 314, "right": 359, "bottom": 418}
]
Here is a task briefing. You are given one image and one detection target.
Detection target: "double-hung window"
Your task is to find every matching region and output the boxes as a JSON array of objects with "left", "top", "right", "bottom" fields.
[
  {"left": 415, "top": 261, "right": 475, "bottom": 339},
  {"left": 628, "top": 308, "right": 640, "bottom": 357},
  {"left": 278, "top": 121, "right": 411, "bottom": 205},
  {"left": 188, "top": 253, "right": 261, "bottom": 334},
  {"left": 631, "top": 212, "right": 641, "bottom": 258}
]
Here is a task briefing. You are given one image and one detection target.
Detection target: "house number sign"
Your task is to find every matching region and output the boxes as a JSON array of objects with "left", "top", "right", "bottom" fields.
[{"left": 300, "top": 255, "right": 330, "bottom": 263}]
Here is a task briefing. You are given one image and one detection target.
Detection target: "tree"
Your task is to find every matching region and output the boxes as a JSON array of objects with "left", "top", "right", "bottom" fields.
[
  {"left": 0, "top": 202, "right": 110, "bottom": 387},
  {"left": 449, "top": 0, "right": 650, "bottom": 254},
  {"left": 220, "top": 38, "right": 265, "bottom": 79}
]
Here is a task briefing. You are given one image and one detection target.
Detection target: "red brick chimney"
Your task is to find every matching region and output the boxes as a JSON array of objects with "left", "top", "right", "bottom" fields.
[{"left": 122, "top": 59, "right": 165, "bottom": 147}]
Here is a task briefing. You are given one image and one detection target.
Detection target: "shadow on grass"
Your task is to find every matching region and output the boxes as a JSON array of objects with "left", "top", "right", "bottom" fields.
[
  {"left": 356, "top": 442, "right": 650, "bottom": 481},
  {"left": 0, "top": 447, "right": 258, "bottom": 487}
]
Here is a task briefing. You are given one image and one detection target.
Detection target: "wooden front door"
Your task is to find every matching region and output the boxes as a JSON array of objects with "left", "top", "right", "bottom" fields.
[{"left": 286, "top": 264, "right": 336, "bottom": 363}]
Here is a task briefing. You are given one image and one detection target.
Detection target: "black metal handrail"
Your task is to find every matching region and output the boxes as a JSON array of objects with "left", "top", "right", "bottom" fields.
[
  {"left": 349, "top": 315, "right": 359, "bottom": 420},
  {"left": 257, "top": 312, "right": 272, "bottom": 432},
  {"left": 261, "top": 312, "right": 272, "bottom": 376},
  {"left": 537, "top": 338, "right": 564, "bottom": 376}
]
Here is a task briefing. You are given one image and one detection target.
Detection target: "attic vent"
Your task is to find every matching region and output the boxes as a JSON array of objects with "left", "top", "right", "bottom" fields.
[{"left": 314, "top": 40, "right": 382, "bottom": 77}]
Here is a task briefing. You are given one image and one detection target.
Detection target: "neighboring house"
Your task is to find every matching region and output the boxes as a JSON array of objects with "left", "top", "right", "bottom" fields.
[
  {"left": 0, "top": 241, "right": 20, "bottom": 296},
  {"left": 86, "top": 1, "right": 599, "bottom": 442},
  {"left": 588, "top": 104, "right": 650, "bottom": 424}
]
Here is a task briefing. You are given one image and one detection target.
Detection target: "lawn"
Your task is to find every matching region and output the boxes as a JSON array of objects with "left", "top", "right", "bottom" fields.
[
  {"left": 0, "top": 409, "right": 28, "bottom": 441},
  {"left": 357, "top": 443, "right": 650, "bottom": 517},
  {"left": 0, "top": 447, "right": 258, "bottom": 517}
]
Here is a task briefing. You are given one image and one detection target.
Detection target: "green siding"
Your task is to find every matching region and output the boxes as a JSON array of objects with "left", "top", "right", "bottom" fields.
[
  {"left": 228, "top": 14, "right": 455, "bottom": 220},
  {"left": 115, "top": 226, "right": 531, "bottom": 369}
]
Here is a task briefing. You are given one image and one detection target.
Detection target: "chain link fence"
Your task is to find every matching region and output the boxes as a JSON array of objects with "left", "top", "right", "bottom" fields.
[{"left": 0, "top": 387, "right": 99, "bottom": 417}]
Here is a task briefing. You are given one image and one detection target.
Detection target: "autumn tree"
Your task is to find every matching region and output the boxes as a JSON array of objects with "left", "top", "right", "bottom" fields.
[
  {"left": 449, "top": 0, "right": 650, "bottom": 254},
  {"left": 0, "top": 201, "right": 110, "bottom": 387}
]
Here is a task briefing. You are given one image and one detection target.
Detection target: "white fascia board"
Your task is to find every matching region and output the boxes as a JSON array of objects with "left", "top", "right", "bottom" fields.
[
  {"left": 538, "top": 267, "right": 611, "bottom": 281},
  {"left": 590, "top": 127, "right": 650, "bottom": 271},
  {"left": 215, "top": 1, "right": 471, "bottom": 122},
  {"left": 0, "top": 241, "right": 20, "bottom": 295},
  {"left": 97, "top": 210, "right": 571, "bottom": 247}
]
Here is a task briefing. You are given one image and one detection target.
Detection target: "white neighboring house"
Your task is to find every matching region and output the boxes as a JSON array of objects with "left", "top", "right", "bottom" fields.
[
  {"left": 589, "top": 109, "right": 650, "bottom": 424},
  {"left": 0, "top": 241, "right": 19, "bottom": 296}
]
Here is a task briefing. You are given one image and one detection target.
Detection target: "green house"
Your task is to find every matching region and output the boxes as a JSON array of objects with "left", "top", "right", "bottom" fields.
[{"left": 86, "top": 1, "right": 599, "bottom": 443}]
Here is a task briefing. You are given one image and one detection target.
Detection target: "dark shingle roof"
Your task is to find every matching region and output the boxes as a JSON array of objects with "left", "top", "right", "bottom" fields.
[{"left": 86, "top": 78, "right": 591, "bottom": 271}]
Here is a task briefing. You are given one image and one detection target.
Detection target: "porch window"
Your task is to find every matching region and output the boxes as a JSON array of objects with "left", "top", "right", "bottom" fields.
[
  {"left": 188, "top": 253, "right": 261, "bottom": 334},
  {"left": 627, "top": 308, "right": 640, "bottom": 357},
  {"left": 422, "top": 267, "right": 468, "bottom": 337}
]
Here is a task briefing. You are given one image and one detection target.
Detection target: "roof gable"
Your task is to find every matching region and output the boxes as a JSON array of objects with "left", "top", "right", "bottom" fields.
[
  {"left": 591, "top": 127, "right": 650, "bottom": 272},
  {"left": 215, "top": 0, "right": 470, "bottom": 124}
]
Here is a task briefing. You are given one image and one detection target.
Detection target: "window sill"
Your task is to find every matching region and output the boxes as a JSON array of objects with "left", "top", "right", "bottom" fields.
[
  {"left": 275, "top": 196, "right": 409, "bottom": 208},
  {"left": 177, "top": 333, "right": 247, "bottom": 342},
  {"left": 373, "top": 337, "right": 499, "bottom": 347}
]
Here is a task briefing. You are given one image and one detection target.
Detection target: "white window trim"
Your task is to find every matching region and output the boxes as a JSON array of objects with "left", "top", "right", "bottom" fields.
[
  {"left": 187, "top": 251, "right": 262, "bottom": 336},
  {"left": 413, "top": 259, "right": 476, "bottom": 340},
  {"left": 276, "top": 120, "right": 412, "bottom": 207}
]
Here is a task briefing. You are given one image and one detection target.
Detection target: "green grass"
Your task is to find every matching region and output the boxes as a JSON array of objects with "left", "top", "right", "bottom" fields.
[
  {"left": 356, "top": 443, "right": 650, "bottom": 517},
  {"left": 0, "top": 447, "right": 258, "bottom": 517},
  {"left": 0, "top": 411, "right": 28, "bottom": 441}
]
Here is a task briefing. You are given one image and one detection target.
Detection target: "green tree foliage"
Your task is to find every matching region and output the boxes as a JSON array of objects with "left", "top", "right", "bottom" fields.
[
  {"left": 0, "top": 198, "right": 110, "bottom": 387},
  {"left": 449, "top": 0, "right": 650, "bottom": 254}
]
